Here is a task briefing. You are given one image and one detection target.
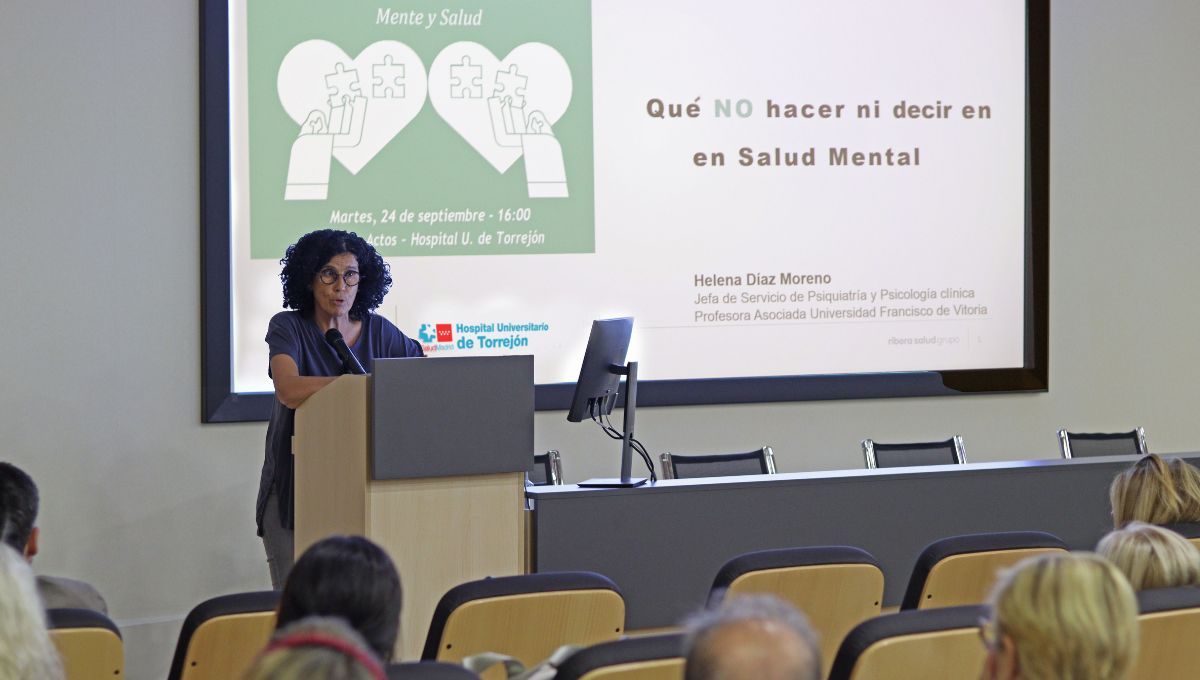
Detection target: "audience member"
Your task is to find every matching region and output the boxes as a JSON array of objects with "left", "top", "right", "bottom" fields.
[
  {"left": 683, "top": 594, "right": 820, "bottom": 680},
  {"left": 0, "top": 544, "right": 65, "bottom": 679},
  {"left": 1096, "top": 521, "right": 1200, "bottom": 590},
  {"left": 1110, "top": 453, "right": 1184, "bottom": 527},
  {"left": 980, "top": 552, "right": 1138, "bottom": 680},
  {"left": 0, "top": 462, "right": 107, "bottom": 613},
  {"left": 1166, "top": 457, "right": 1200, "bottom": 523},
  {"left": 244, "top": 616, "right": 385, "bottom": 680},
  {"left": 276, "top": 535, "right": 401, "bottom": 662}
]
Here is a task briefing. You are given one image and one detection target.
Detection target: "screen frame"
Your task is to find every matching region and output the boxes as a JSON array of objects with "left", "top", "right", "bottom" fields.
[{"left": 200, "top": 0, "right": 1049, "bottom": 422}]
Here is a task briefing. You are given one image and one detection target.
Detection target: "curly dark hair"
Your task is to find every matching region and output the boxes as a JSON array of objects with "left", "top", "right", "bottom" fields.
[{"left": 280, "top": 230, "right": 392, "bottom": 320}]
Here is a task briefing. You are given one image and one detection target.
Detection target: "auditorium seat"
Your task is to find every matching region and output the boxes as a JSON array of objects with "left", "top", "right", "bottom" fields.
[
  {"left": 528, "top": 449, "right": 564, "bottom": 485},
  {"left": 47, "top": 607, "right": 124, "bottom": 680},
  {"left": 900, "top": 531, "right": 1067, "bottom": 610},
  {"left": 421, "top": 572, "right": 625, "bottom": 668},
  {"left": 386, "top": 661, "right": 479, "bottom": 679},
  {"left": 708, "top": 546, "right": 883, "bottom": 677},
  {"left": 553, "top": 633, "right": 685, "bottom": 680},
  {"left": 1058, "top": 427, "right": 1148, "bottom": 458},
  {"left": 659, "top": 446, "right": 775, "bottom": 479},
  {"left": 1130, "top": 585, "right": 1200, "bottom": 680},
  {"left": 167, "top": 590, "right": 279, "bottom": 680},
  {"left": 827, "top": 604, "right": 987, "bottom": 680},
  {"left": 861, "top": 436, "right": 965, "bottom": 469}
]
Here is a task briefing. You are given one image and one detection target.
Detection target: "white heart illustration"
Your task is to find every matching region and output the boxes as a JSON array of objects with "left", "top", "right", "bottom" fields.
[
  {"left": 277, "top": 40, "right": 428, "bottom": 175},
  {"left": 429, "top": 42, "right": 572, "bottom": 173}
]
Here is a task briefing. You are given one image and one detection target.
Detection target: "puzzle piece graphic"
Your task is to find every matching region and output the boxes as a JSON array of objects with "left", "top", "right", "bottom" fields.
[
  {"left": 449, "top": 56, "right": 483, "bottom": 99},
  {"left": 324, "top": 62, "right": 362, "bottom": 108},
  {"left": 493, "top": 64, "right": 528, "bottom": 108},
  {"left": 372, "top": 55, "right": 406, "bottom": 99}
]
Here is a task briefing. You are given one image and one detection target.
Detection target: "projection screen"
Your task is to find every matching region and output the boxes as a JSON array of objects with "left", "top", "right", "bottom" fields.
[{"left": 201, "top": 0, "right": 1048, "bottom": 422}]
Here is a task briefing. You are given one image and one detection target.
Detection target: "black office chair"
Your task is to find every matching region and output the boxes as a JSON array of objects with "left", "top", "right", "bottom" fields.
[
  {"left": 659, "top": 446, "right": 775, "bottom": 480},
  {"left": 861, "top": 436, "right": 965, "bottom": 469},
  {"left": 528, "top": 449, "right": 563, "bottom": 485},
  {"left": 554, "top": 633, "right": 685, "bottom": 680},
  {"left": 1058, "top": 427, "right": 1148, "bottom": 458},
  {"left": 900, "top": 531, "right": 1067, "bottom": 610},
  {"left": 827, "top": 605, "right": 988, "bottom": 680}
]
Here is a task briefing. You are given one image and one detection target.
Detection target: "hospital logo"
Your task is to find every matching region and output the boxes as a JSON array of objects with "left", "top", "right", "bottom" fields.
[{"left": 417, "top": 324, "right": 438, "bottom": 344}]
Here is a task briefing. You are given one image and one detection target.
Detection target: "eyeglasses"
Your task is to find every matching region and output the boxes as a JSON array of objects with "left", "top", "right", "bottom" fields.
[{"left": 317, "top": 268, "right": 360, "bottom": 286}]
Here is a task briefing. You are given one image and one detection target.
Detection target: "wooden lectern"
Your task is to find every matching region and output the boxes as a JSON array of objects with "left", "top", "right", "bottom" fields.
[{"left": 293, "top": 355, "right": 533, "bottom": 660}]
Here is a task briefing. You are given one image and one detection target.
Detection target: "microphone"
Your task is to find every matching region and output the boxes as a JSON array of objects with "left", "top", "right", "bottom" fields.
[{"left": 324, "top": 328, "right": 366, "bottom": 375}]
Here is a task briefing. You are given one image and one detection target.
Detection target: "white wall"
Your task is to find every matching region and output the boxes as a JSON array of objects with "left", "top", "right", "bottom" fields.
[{"left": 1, "top": 1, "right": 1197, "bottom": 677}]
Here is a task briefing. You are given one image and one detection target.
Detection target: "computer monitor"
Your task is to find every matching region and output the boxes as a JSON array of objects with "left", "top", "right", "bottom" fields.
[
  {"left": 566, "top": 317, "right": 647, "bottom": 487},
  {"left": 566, "top": 317, "right": 633, "bottom": 423}
]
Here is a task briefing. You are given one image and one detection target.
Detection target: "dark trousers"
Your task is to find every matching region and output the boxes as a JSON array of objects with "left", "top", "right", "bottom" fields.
[{"left": 261, "top": 493, "right": 295, "bottom": 589}]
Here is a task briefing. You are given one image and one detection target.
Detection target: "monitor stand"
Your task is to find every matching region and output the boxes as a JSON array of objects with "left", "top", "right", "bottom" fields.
[{"left": 578, "top": 361, "right": 648, "bottom": 488}]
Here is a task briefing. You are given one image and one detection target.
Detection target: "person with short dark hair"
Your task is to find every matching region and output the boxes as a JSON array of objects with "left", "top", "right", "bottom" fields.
[
  {"left": 275, "top": 535, "right": 402, "bottom": 662},
  {"left": 258, "top": 230, "right": 423, "bottom": 586},
  {"left": 683, "top": 594, "right": 820, "bottom": 680},
  {"left": 0, "top": 462, "right": 38, "bottom": 553},
  {"left": 0, "top": 462, "right": 107, "bottom": 613}
]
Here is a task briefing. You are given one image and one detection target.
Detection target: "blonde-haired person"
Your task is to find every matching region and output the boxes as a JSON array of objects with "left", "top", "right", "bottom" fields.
[
  {"left": 244, "top": 616, "right": 386, "bottom": 680},
  {"left": 979, "top": 552, "right": 1138, "bottom": 680},
  {"left": 0, "top": 544, "right": 65, "bottom": 680},
  {"left": 1166, "top": 458, "right": 1200, "bottom": 523},
  {"left": 1110, "top": 453, "right": 1184, "bottom": 527},
  {"left": 1096, "top": 521, "right": 1200, "bottom": 591}
]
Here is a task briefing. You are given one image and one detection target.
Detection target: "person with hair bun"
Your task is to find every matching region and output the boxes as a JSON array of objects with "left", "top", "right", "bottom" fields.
[
  {"left": 979, "top": 552, "right": 1138, "bottom": 680},
  {"left": 1109, "top": 453, "right": 1184, "bottom": 528},
  {"left": 1097, "top": 521, "right": 1200, "bottom": 591},
  {"left": 257, "top": 230, "right": 423, "bottom": 587}
]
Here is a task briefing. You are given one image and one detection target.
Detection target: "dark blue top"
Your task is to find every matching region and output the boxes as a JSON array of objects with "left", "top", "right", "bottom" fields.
[{"left": 257, "top": 311, "right": 424, "bottom": 534}]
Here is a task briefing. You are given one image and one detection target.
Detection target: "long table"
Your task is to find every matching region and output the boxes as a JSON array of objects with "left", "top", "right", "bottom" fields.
[{"left": 527, "top": 453, "right": 1198, "bottom": 629}]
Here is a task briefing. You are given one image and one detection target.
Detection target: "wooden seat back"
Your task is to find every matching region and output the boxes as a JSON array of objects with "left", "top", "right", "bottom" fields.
[
  {"left": 434, "top": 589, "right": 625, "bottom": 667},
  {"left": 1130, "top": 605, "right": 1200, "bottom": 680},
  {"left": 847, "top": 625, "right": 984, "bottom": 680},
  {"left": 917, "top": 547, "right": 1066, "bottom": 609},
  {"left": 50, "top": 626, "right": 124, "bottom": 679},
  {"left": 177, "top": 610, "right": 276, "bottom": 680},
  {"left": 727, "top": 563, "right": 884, "bottom": 677}
]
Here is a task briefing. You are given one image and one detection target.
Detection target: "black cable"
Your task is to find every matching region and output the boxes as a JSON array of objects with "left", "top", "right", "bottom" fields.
[
  {"left": 592, "top": 410, "right": 656, "bottom": 482},
  {"left": 601, "top": 412, "right": 656, "bottom": 482}
]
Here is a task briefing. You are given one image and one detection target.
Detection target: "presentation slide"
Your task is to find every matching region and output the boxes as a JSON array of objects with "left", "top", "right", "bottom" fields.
[{"left": 228, "top": 0, "right": 1028, "bottom": 394}]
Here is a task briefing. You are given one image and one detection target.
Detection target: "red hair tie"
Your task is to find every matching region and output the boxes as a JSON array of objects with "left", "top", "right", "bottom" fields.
[{"left": 263, "top": 631, "right": 386, "bottom": 679}]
